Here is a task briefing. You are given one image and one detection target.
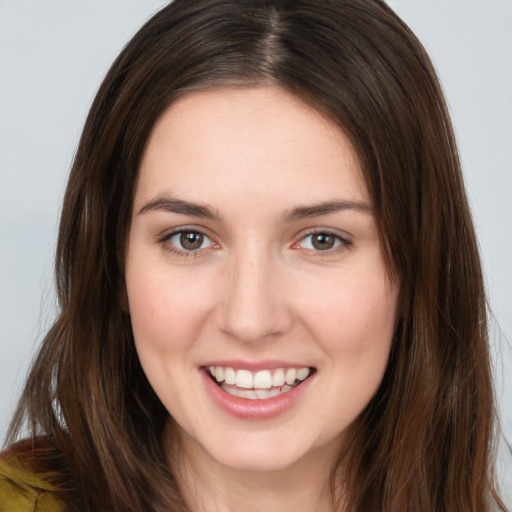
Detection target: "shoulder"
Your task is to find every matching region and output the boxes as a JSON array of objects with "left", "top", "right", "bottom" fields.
[{"left": 0, "top": 455, "right": 65, "bottom": 512}]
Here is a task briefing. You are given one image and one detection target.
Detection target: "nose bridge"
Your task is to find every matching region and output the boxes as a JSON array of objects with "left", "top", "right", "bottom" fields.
[{"left": 218, "top": 241, "right": 291, "bottom": 343}]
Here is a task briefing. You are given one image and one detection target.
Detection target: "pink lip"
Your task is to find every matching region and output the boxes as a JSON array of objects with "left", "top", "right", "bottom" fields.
[{"left": 201, "top": 367, "right": 315, "bottom": 420}]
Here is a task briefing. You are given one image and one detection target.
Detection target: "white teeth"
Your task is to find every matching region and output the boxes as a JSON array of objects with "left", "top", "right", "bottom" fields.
[
  {"left": 272, "top": 368, "right": 285, "bottom": 387},
  {"left": 208, "top": 365, "right": 312, "bottom": 391},
  {"left": 254, "top": 387, "right": 284, "bottom": 399},
  {"left": 285, "top": 368, "right": 297, "bottom": 385},
  {"left": 224, "top": 384, "right": 293, "bottom": 400},
  {"left": 224, "top": 367, "right": 236, "bottom": 385},
  {"left": 235, "top": 369, "right": 253, "bottom": 389},
  {"left": 215, "top": 366, "right": 224, "bottom": 383},
  {"left": 253, "top": 370, "right": 272, "bottom": 389},
  {"left": 226, "top": 387, "right": 255, "bottom": 399},
  {"left": 297, "top": 367, "right": 310, "bottom": 381}
]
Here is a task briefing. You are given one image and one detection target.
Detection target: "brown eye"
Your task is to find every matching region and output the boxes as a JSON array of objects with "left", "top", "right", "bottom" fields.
[
  {"left": 165, "top": 230, "right": 213, "bottom": 253},
  {"left": 180, "top": 231, "right": 204, "bottom": 250},
  {"left": 311, "top": 233, "right": 336, "bottom": 250},
  {"left": 297, "top": 231, "right": 351, "bottom": 253}
]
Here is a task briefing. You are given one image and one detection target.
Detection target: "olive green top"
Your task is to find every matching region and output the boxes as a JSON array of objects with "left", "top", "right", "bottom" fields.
[{"left": 0, "top": 456, "right": 64, "bottom": 512}]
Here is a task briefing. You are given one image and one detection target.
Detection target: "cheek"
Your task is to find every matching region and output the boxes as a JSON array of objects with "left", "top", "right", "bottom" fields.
[
  {"left": 126, "top": 265, "right": 215, "bottom": 356},
  {"left": 125, "top": 266, "right": 219, "bottom": 413},
  {"left": 301, "top": 271, "right": 398, "bottom": 431},
  {"left": 301, "top": 269, "right": 398, "bottom": 357}
]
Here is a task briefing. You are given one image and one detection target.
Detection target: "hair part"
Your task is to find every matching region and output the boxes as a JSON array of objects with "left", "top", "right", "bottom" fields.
[{"left": 5, "top": 1, "right": 505, "bottom": 511}]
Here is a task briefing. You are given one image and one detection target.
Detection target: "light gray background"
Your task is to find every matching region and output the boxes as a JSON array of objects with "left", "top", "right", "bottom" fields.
[{"left": 1, "top": 0, "right": 511, "bottom": 503}]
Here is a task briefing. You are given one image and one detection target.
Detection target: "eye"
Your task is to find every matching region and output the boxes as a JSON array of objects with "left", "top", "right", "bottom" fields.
[
  {"left": 296, "top": 231, "right": 351, "bottom": 252},
  {"left": 163, "top": 229, "right": 215, "bottom": 253}
]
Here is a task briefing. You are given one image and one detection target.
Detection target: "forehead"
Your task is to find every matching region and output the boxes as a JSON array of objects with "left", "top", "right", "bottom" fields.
[{"left": 135, "top": 86, "right": 369, "bottom": 213}]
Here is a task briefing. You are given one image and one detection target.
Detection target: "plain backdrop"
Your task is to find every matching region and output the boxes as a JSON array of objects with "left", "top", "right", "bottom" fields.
[{"left": 1, "top": 0, "right": 511, "bottom": 503}]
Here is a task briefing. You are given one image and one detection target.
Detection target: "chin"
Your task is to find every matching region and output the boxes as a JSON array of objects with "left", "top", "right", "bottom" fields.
[{"left": 209, "top": 443, "right": 309, "bottom": 473}]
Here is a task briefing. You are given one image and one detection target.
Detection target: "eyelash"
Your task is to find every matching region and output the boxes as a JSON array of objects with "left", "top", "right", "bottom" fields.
[
  {"left": 297, "top": 230, "right": 353, "bottom": 254},
  {"left": 157, "top": 228, "right": 352, "bottom": 258},
  {"left": 157, "top": 229, "right": 216, "bottom": 258}
]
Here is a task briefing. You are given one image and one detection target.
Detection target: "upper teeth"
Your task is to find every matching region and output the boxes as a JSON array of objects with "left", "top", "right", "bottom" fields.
[{"left": 208, "top": 366, "right": 311, "bottom": 389}]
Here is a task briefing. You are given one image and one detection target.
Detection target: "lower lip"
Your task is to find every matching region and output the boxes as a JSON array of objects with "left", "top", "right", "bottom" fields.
[{"left": 201, "top": 369, "right": 314, "bottom": 420}]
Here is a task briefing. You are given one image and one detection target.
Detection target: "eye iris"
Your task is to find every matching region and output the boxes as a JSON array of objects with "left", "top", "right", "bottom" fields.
[
  {"left": 312, "top": 233, "right": 335, "bottom": 250},
  {"left": 180, "top": 231, "right": 203, "bottom": 250}
]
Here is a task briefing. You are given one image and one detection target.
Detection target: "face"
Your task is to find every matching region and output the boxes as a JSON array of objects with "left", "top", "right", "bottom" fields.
[{"left": 125, "top": 87, "right": 399, "bottom": 474}]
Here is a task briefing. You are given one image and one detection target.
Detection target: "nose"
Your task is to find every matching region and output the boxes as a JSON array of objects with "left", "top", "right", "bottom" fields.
[{"left": 217, "top": 246, "right": 293, "bottom": 344}]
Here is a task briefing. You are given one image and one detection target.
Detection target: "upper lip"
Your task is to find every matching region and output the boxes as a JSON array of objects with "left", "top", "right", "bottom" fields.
[{"left": 201, "top": 359, "right": 314, "bottom": 372}]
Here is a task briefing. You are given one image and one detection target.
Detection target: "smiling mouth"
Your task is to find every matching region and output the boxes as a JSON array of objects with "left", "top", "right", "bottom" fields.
[{"left": 205, "top": 366, "right": 316, "bottom": 400}]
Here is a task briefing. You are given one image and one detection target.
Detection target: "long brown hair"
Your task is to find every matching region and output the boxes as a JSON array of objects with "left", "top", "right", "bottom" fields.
[{"left": 5, "top": 1, "right": 506, "bottom": 510}]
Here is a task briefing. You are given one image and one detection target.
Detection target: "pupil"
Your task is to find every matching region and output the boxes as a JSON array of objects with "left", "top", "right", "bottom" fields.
[
  {"left": 180, "top": 232, "right": 203, "bottom": 250},
  {"left": 312, "top": 233, "right": 334, "bottom": 250}
]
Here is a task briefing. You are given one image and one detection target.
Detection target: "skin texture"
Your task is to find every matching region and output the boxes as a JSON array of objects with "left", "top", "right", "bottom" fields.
[{"left": 125, "top": 87, "right": 399, "bottom": 511}]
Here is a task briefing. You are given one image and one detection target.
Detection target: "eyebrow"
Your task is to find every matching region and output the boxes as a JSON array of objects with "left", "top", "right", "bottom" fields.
[
  {"left": 281, "top": 200, "right": 373, "bottom": 222},
  {"left": 138, "top": 195, "right": 372, "bottom": 223},
  {"left": 138, "top": 195, "right": 222, "bottom": 221}
]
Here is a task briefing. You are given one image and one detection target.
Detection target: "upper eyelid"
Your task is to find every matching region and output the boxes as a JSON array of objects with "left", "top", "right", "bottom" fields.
[
  {"left": 292, "top": 229, "right": 354, "bottom": 252},
  {"left": 158, "top": 228, "right": 217, "bottom": 257},
  {"left": 158, "top": 225, "right": 215, "bottom": 241},
  {"left": 156, "top": 226, "right": 353, "bottom": 248},
  {"left": 295, "top": 227, "right": 353, "bottom": 242}
]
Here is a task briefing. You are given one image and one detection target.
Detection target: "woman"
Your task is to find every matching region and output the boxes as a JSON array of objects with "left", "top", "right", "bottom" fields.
[{"left": 1, "top": 0, "right": 507, "bottom": 510}]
